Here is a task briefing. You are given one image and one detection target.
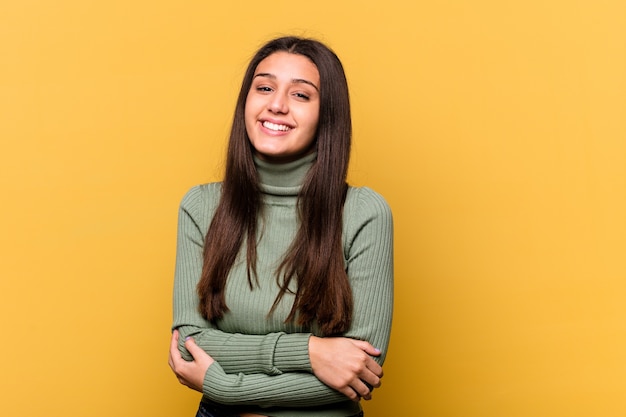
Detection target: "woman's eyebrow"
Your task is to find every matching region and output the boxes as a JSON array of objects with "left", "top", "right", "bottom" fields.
[{"left": 254, "top": 73, "right": 319, "bottom": 92}]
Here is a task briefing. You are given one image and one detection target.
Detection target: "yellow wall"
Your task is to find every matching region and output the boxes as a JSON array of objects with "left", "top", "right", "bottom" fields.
[{"left": 1, "top": 1, "right": 625, "bottom": 416}]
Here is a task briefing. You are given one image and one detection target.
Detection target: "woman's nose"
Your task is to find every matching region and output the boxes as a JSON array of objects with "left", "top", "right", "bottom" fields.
[{"left": 268, "top": 93, "right": 288, "bottom": 114}]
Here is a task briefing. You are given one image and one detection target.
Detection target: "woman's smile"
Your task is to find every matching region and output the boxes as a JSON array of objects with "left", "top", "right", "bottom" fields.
[{"left": 261, "top": 120, "right": 293, "bottom": 133}]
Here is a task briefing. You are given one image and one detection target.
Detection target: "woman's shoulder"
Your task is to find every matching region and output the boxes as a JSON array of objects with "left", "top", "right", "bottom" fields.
[
  {"left": 344, "top": 186, "right": 393, "bottom": 234},
  {"left": 346, "top": 185, "right": 392, "bottom": 216},
  {"left": 342, "top": 186, "right": 393, "bottom": 253},
  {"left": 179, "top": 182, "right": 223, "bottom": 214}
]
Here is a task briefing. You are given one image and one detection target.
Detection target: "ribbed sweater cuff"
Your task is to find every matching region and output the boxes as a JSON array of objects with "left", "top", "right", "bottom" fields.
[{"left": 273, "top": 333, "right": 312, "bottom": 373}]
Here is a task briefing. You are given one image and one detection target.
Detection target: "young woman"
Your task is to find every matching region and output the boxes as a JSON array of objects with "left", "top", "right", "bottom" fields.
[{"left": 169, "top": 36, "right": 394, "bottom": 417}]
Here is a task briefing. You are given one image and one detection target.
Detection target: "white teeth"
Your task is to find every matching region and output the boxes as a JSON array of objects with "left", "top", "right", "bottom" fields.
[{"left": 263, "top": 121, "right": 291, "bottom": 131}]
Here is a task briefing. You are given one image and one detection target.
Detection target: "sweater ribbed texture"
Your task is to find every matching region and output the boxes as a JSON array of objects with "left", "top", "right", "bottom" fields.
[{"left": 172, "top": 153, "right": 394, "bottom": 416}]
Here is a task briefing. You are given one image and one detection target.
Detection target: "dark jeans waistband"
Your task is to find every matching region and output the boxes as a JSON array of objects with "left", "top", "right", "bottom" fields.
[{"left": 196, "top": 401, "right": 364, "bottom": 417}]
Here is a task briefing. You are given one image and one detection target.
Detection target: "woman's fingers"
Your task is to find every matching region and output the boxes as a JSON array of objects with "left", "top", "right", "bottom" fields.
[
  {"left": 168, "top": 330, "right": 180, "bottom": 370},
  {"left": 168, "top": 330, "right": 213, "bottom": 392},
  {"left": 349, "top": 340, "right": 383, "bottom": 378},
  {"left": 169, "top": 330, "right": 194, "bottom": 388},
  {"left": 184, "top": 336, "right": 204, "bottom": 359},
  {"left": 344, "top": 341, "right": 382, "bottom": 396},
  {"left": 360, "top": 357, "right": 383, "bottom": 388},
  {"left": 352, "top": 379, "right": 373, "bottom": 400},
  {"left": 340, "top": 379, "right": 374, "bottom": 402},
  {"left": 350, "top": 339, "right": 382, "bottom": 358},
  {"left": 308, "top": 336, "right": 384, "bottom": 401},
  {"left": 184, "top": 336, "right": 215, "bottom": 369}
]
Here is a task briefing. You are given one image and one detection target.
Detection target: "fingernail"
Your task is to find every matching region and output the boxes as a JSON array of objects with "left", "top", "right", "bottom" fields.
[
  {"left": 374, "top": 348, "right": 381, "bottom": 353},
  {"left": 185, "top": 336, "right": 192, "bottom": 341}
]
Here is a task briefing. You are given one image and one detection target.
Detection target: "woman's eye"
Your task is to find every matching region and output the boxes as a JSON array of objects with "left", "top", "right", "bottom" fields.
[
  {"left": 293, "top": 92, "right": 310, "bottom": 100},
  {"left": 256, "top": 86, "right": 272, "bottom": 92}
]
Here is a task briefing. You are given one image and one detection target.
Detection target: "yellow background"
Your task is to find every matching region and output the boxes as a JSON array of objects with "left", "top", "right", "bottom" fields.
[{"left": 1, "top": 0, "right": 625, "bottom": 416}]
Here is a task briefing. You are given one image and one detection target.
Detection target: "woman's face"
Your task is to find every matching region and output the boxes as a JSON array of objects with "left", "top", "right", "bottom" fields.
[{"left": 245, "top": 52, "right": 320, "bottom": 164}]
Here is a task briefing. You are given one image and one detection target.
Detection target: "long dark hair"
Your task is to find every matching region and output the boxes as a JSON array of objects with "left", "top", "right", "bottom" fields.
[{"left": 197, "top": 36, "right": 353, "bottom": 335}]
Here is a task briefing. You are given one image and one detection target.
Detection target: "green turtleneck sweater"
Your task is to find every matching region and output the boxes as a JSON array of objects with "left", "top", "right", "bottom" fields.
[{"left": 172, "top": 153, "right": 393, "bottom": 416}]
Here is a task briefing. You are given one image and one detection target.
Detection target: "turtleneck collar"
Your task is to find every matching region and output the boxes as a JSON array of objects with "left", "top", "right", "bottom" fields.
[{"left": 254, "top": 152, "right": 317, "bottom": 197}]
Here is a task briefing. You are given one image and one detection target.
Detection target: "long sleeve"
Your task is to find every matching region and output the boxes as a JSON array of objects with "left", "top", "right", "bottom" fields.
[
  {"left": 172, "top": 185, "right": 313, "bottom": 375},
  {"left": 201, "top": 362, "right": 348, "bottom": 407},
  {"left": 341, "top": 187, "right": 394, "bottom": 364}
]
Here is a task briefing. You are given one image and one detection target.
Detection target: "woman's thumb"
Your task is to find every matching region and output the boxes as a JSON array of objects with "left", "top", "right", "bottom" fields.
[{"left": 184, "top": 336, "right": 202, "bottom": 358}]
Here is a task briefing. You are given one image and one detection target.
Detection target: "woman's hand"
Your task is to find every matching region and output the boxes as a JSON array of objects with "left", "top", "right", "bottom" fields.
[
  {"left": 168, "top": 329, "right": 215, "bottom": 392},
  {"left": 308, "top": 336, "right": 383, "bottom": 402}
]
